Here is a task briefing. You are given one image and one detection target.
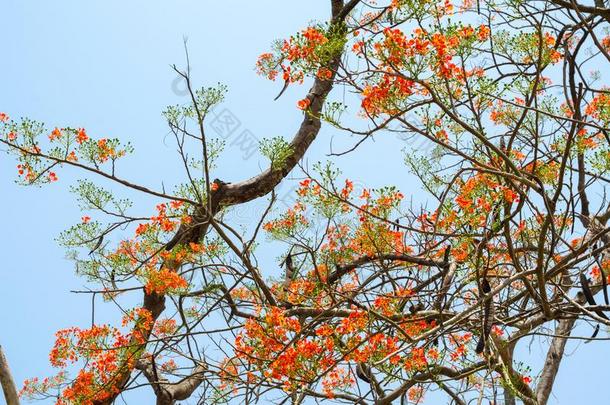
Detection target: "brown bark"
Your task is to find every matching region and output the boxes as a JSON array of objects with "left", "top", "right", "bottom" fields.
[
  {"left": 534, "top": 297, "right": 581, "bottom": 405},
  {"left": 136, "top": 359, "right": 207, "bottom": 405},
  {"left": 0, "top": 346, "right": 20, "bottom": 405},
  {"left": 535, "top": 217, "right": 610, "bottom": 404}
]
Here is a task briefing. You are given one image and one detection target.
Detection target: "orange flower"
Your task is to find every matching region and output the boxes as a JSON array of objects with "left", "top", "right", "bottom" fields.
[
  {"left": 298, "top": 178, "right": 312, "bottom": 196},
  {"left": 82, "top": 216, "right": 91, "bottom": 224},
  {"left": 256, "top": 53, "right": 279, "bottom": 81},
  {"left": 352, "top": 40, "right": 365, "bottom": 54},
  {"left": 169, "top": 200, "right": 184, "bottom": 209},
  {"left": 67, "top": 150, "right": 78, "bottom": 162},
  {"left": 361, "top": 74, "right": 414, "bottom": 116},
  {"left": 0, "top": 112, "right": 8, "bottom": 122},
  {"left": 145, "top": 268, "right": 188, "bottom": 295},
  {"left": 340, "top": 179, "right": 354, "bottom": 199},
  {"left": 49, "top": 128, "right": 62, "bottom": 141},
  {"left": 477, "top": 25, "right": 491, "bottom": 41},
  {"left": 297, "top": 98, "right": 311, "bottom": 110},
  {"left": 48, "top": 172, "right": 58, "bottom": 182},
  {"left": 76, "top": 128, "right": 89, "bottom": 144},
  {"left": 436, "top": 129, "right": 448, "bottom": 141},
  {"left": 154, "top": 318, "right": 177, "bottom": 337},
  {"left": 316, "top": 67, "right": 333, "bottom": 80},
  {"left": 503, "top": 188, "right": 519, "bottom": 203},
  {"left": 135, "top": 223, "right": 150, "bottom": 236}
]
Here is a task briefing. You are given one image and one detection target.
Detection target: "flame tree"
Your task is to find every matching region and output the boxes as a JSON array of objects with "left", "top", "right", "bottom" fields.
[{"left": 3, "top": 0, "right": 610, "bottom": 404}]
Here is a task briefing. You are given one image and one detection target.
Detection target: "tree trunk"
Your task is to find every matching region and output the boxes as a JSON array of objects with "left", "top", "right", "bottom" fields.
[
  {"left": 535, "top": 316, "right": 577, "bottom": 405},
  {"left": 504, "top": 388, "right": 516, "bottom": 405},
  {"left": 0, "top": 346, "right": 20, "bottom": 405}
]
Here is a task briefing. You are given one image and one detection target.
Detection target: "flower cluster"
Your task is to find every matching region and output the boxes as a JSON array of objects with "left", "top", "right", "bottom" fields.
[
  {"left": 4, "top": 121, "right": 132, "bottom": 186},
  {"left": 586, "top": 91, "right": 610, "bottom": 123},
  {"left": 362, "top": 74, "right": 415, "bottom": 116},
  {"left": 263, "top": 201, "right": 308, "bottom": 235},
  {"left": 145, "top": 267, "right": 188, "bottom": 295},
  {"left": 23, "top": 308, "right": 154, "bottom": 405},
  {"left": 256, "top": 24, "right": 345, "bottom": 93},
  {"left": 358, "top": 24, "right": 491, "bottom": 116}
]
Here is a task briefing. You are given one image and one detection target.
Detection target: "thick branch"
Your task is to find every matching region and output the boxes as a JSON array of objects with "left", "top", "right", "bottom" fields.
[
  {"left": 213, "top": 58, "right": 341, "bottom": 209},
  {"left": 534, "top": 296, "right": 581, "bottom": 405},
  {"left": 329, "top": 253, "right": 444, "bottom": 284},
  {"left": 136, "top": 359, "right": 207, "bottom": 405},
  {"left": 376, "top": 364, "right": 486, "bottom": 405},
  {"left": 0, "top": 346, "right": 19, "bottom": 405},
  {"left": 534, "top": 218, "right": 607, "bottom": 404},
  {"left": 549, "top": 0, "right": 610, "bottom": 19}
]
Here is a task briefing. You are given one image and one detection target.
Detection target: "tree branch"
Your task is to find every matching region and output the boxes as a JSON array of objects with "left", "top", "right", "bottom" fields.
[
  {"left": 0, "top": 346, "right": 19, "bottom": 405},
  {"left": 535, "top": 298, "right": 580, "bottom": 405},
  {"left": 136, "top": 358, "right": 207, "bottom": 405}
]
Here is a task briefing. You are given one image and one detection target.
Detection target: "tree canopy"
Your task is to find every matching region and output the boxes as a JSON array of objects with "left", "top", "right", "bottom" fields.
[{"left": 3, "top": 0, "right": 610, "bottom": 404}]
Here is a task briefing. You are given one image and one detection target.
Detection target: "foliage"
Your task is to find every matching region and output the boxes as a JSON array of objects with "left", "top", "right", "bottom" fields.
[{"left": 3, "top": 1, "right": 610, "bottom": 404}]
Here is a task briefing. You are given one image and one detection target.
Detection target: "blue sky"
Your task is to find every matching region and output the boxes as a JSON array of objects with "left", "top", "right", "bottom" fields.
[{"left": 1, "top": 1, "right": 608, "bottom": 404}]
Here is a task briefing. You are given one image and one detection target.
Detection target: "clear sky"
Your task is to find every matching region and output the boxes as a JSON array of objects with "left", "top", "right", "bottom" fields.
[{"left": 1, "top": 1, "right": 608, "bottom": 404}]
